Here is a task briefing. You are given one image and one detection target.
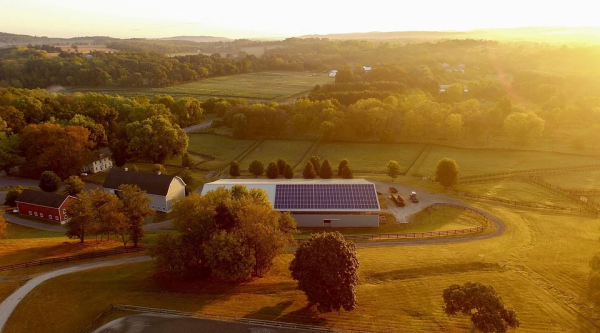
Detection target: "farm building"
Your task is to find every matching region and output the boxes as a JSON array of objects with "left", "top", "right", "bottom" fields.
[
  {"left": 16, "top": 189, "right": 76, "bottom": 225},
  {"left": 201, "top": 179, "right": 381, "bottom": 227},
  {"left": 102, "top": 169, "right": 186, "bottom": 213},
  {"left": 329, "top": 70, "right": 338, "bottom": 77},
  {"left": 82, "top": 149, "right": 113, "bottom": 174}
]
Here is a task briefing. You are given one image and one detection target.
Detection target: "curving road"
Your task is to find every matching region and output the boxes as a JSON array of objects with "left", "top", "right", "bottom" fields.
[{"left": 0, "top": 256, "right": 152, "bottom": 332}]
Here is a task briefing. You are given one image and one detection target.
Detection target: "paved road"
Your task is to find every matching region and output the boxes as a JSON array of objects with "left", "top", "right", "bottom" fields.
[
  {"left": 0, "top": 256, "right": 152, "bottom": 332},
  {"left": 183, "top": 121, "right": 213, "bottom": 133},
  {"left": 93, "top": 314, "right": 319, "bottom": 333}
]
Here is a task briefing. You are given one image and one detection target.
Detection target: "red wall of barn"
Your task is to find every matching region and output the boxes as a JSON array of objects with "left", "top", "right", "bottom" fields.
[
  {"left": 17, "top": 202, "right": 62, "bottom": 222},
  {"left": 59, "top": 197, "right": 76, "bottom": 221}
]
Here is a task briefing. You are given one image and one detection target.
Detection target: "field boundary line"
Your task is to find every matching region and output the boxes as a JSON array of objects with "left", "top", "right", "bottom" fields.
[
  {"left": 294, "top": 140, "right": 321, "bottom": 171},
  {"left": 0, "top": 246, "right": 146, "bottom": 272},
  {"left": 525, "top": 176, "right": 600, "bottom": 212},
  {"left": 407, "top": 144, "right": 431, "bottom": 176},
  {"left": 458, "top": 164, "right": 600, "bottom": 183}
]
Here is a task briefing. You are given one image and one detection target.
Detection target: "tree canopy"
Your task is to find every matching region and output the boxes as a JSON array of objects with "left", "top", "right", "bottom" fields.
[{"left": 435, "top": 158, "right": 460, "bottom": 187}]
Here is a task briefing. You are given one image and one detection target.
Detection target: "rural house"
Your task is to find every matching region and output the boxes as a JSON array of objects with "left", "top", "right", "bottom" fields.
[
  {"left": 102, "top": 169, "right": 186, "bottom": 213},
  {"left": 202, "top": 179, "right": 381, "bottom": 227},
  {"left": 82, "top": 149, "right": 113, "bottom": 174},
  {"left": 16, "top": 189, "right": 76, "bottom": 225}
]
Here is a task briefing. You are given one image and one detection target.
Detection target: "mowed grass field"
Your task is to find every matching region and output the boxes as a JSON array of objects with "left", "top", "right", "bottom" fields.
[
  {"left": 239, "top": 140, "right": 312, "bottom": 169},
  {"left": 313, "top": 143, "right": 425, "bottom": 173},
  {"left": 416, "top": 146, "right": 600, "bottom": 177},
  {"left": 542, "top": 170, "right": 600, "bottom": 189},
  {"left": 187, "top": 134, "right": 256, "bottom": 170},
  {"left": 457, "top": 180, "right": 583, "bottom": 208},
  {"left": 62, "top": 72, "right": 333, "bottom": 102},
  {"left": 5, "top": 202, "right": 600, "bottom": 333}
]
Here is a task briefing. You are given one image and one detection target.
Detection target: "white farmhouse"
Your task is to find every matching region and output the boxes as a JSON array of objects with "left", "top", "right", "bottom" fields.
[
  {"left": 102, "top": 169, "right": 186, "bottom": 213},
  {"left": 82, "top": 150, "right": 113, "bottom": 174},
  {"left": 329, "top": 70, "right": 338, "bottom": 77}
]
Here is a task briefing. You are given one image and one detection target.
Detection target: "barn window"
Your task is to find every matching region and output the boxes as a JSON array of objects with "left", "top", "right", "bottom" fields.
[
  {"left": 49, "top": 215, "right": 52, "bottom": 219},
  {"left": 34, "top": 212, "right": 38, "bottom": 216},
  {"left": 40, "top": 213, "right": 44, "bottom": 218},
  {"left": 55, "top": 216, "right": 59, "bottom": 221},
  {"left": 29, "top": 211, "right": 32, "bottom": 215}
]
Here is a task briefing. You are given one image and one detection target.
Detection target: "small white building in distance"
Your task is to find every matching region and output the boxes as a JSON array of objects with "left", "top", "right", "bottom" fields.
[
  {"left": 201, "top": 179, "right": 381, "bottom": 227},
  {"left": 329, "top": 70, "right": 338, "bottom": 77},
  {"left": 363, "top": 66, "right": 372, "bottom": 73},
  {"left": 102, "top": 169, "right": 186, "bottom": 213},
  {"left": 82, "top": 149, "right": 113, "bottom": 174}
]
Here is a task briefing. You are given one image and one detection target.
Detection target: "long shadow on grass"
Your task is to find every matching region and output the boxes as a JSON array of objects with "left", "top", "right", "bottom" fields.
[
  {"left": 276, "top": 305, "right": 329, "bottom": 327},
  {"left": 577, "top": 252, "right": 600, "bottom": 332},
  {"left": 1, "top": 240, "right": 123, "bottom": 267},
  {"left": 362, "top": 262, "right": 502, "bottom": 284}
]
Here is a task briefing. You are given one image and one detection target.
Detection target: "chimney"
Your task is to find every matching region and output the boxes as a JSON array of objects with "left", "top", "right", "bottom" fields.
[{"left": 124, "top": 168, "right": 128, "bottom": 171}]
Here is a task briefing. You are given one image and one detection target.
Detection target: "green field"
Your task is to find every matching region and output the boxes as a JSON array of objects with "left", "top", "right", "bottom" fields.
[
  {"left": 313, "top": 143, "right": 425, "bottom": 172},
  {"left": 238, "top": 140, "right": 313, "bottom": 169},
  {"left": 187, "top": 134, "right": 256, "bottom": 170},
  {"left": 542, "top": 170, "right": 600, "bottom": 189},
  {"left": 457, "top": 180, "right": 582, "bottom": 208},
  {"left": 416, "top": 146, "right": 600, "bottom": 177},
  {"left": 62, "top": 72, "right": 333, "bottom": 102},
  {"left": 5, "top": 202, "right": 600, "bottom": 333}
]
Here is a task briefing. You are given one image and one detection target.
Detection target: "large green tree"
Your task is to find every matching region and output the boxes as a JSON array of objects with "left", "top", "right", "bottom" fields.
[
  {"left": 435, "top": 158, "right": 460, "bottom": 188},
  {"left": 443, "top": 282, "right": 519, "bottom": 333},
  {"left": 65, "top": 192, "right": 95, "bottom": 243},
  {"left": 126, "top": 116, "right": 188, "bottom": 163},
  {"left": 64, "top": 176, "right": 85, "bottom": 196},
  {"left": 118, "top": 184, "right": 154, "bottom": 247},
  {"left": 290, "top": 232, "right": 359, "bottom": 313},
  {"left": 39, "top": 171, "right": 61, "bottom": 192},
  {"left": 386, "top": 160, "right": 401, "bottom": 182}
]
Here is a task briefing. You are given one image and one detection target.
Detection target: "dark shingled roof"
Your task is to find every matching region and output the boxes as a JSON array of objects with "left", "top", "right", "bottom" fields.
[
  {"left": 102, "top": 169, "right": 179, "bottom": 196},
  {"left": 16, "top": 189, "right": 70, "bottom": 208}
]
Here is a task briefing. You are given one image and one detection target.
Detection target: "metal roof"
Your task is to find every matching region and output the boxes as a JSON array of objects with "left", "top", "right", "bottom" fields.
[
  {"left": 201, "top": 179, "right": 380, "bottom": 212},
  {"left": 103, "top": 169, "right": 183, "bottom": 196},
  {"left": 16, "top": 189, "right": 71, "bottom": 208}
]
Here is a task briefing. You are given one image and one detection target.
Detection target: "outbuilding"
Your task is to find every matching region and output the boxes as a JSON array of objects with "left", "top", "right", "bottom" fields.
[
  {"left": 16, "top": 189, "right": 76, "bottom": 225},
  {"left": 102, "top": 169, "right": 186, "bottom": 213},
  {"left": 201, "top": 179, "right": 381, "bottom": 227}
]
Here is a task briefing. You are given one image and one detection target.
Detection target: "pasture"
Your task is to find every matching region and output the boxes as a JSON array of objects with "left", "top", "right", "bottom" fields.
[
  {"left": 542, "top": 170, "right": 600, "bottom": 189},
  {"left": 62, "top": 71, "right": 332, "bottom": 102},
  {"left": 5, "top": 202, "right": 599, "bottom": 333},
  {"left": 187, "top": 134, "right": 256, "bottom": 170},
  {"left": 313, "top": 143, "right": 425, "bottom": 173},
  {"left": 415, "top": 146, "right": 600, "bottom": 177},
  {"left": 238, "top": 140, "right": 313, "bottom": 169}
]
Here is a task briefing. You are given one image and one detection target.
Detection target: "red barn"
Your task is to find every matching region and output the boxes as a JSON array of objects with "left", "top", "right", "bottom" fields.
[{"left": 16, "top": 189, "right": 76, "bottom": 225}]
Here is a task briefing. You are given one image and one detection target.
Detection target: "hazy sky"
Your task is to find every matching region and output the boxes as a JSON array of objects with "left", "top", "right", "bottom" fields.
[{"left": 1, "top": 0, "right": 598, "bottom": 38}]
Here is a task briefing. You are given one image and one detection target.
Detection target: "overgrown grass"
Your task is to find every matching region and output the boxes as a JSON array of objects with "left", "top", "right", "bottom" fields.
[
  {"left": 62, "top": 72, "right": 333, "bottom": 102},
  {"left": 6, "top": 200, "right": 600, "bottom": 333},
  {"left": 238, "top": 140, "right": 313, "bottom": 169},
  {"left": 313, "top": 143, "right": 425, "bottom": 172},
  {"left": 416, "top": 146, "right": 600, "bottom": 177},
  {"left": 187, "top": 134, "right": 256, "bottom": 170}
]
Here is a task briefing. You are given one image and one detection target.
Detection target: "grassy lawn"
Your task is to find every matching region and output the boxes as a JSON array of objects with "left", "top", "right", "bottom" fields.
[
  {"left": 416, "top": 146, "right": 600, "bottom": 177},
  {"left": 238, "top": 140, "right": 313, "bottom": 169},
  {"left": 457, "top": 180, "right": 583, "bottom": 208},
  {"left": 542, "top": 170, "right": 600, "bottom": 189},
  {"left": 187, "top": 134, "right": 256, "bottom": 170},
  {"left": 296, "top": 206, "right": 487, "bottom": 239},
  {"left": 313, "top": 143, "right": 425, "bottom": 173},
  {"left": 6, "top": 201, "right": 600, "bottom": 333},
  {"left": 61, "top": 72, "right": 333, "bottom": 102}
]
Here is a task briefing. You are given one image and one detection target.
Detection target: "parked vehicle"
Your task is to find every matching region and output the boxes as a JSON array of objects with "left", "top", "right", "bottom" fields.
[
  {"left": 410, "top": 191, "right": 419, "bottom": 203},
  {"left": 12, "top": 209, "right": 19, "bottom": 213},
  {"left": 389, "top": 187, "right": 398, "bottom": 194},
  {"left": 390, "top": 194, "right": 405, "bottom": 207}
]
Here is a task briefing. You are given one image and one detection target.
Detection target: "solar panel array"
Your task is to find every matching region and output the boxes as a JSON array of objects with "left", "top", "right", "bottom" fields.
[{"left": 274, "top": 184, "right": 379, "bottom": 210}]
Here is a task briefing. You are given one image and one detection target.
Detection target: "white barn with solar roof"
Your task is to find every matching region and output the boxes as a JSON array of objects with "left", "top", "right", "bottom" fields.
[{"left": 201, "top": 179, "right": 381, "bottom": 227}]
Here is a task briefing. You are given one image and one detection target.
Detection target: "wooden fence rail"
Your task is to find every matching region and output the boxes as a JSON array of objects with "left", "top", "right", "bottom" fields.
[{"left": 0, "top": 246, "right": 145, "bottom": 272}]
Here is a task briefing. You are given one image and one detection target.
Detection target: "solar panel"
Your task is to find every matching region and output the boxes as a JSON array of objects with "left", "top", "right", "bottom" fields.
[{"left": 274, "top": 184, "right": 379, "bottom": 210}]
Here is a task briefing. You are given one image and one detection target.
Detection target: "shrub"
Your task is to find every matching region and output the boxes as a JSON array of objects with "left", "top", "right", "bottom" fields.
[
  {"left": 266, "top": 161, "right": 280, "bottom": 179},
  {"left": 248, "top": 160, "right": 264, "bottom": 177}
]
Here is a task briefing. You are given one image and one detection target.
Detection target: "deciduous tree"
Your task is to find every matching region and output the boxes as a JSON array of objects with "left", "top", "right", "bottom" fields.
[
  {"left": 309, "top": 156, "right": 321, "bottom": 176},
  {"left": 203, "top": 230, "right": 255, "bottom": 282},
  {"left": 341, "top": 165, "right": 354, "bottom": 179},
  {"left": 39, "top": 171, "right": 61, "bottom": 192},
  {"left": 290, "top": 232, "right": 359, "bottom": 313},
  {"left": 65, "top": 192, "right": 95, "bottom": 243},
  {"left": 118, "top": 184, "right": 154, "bottom": 247},
  {"left": 443, "top": 282, "right": 519, "bottom": 333},
  {"left": 126, "top": 116, "right": 188, "bottom": 163},
  {"left": 435, "top": 158, "right": 459, "bottom": 188},
  {"left": 4, "top": 186, "right": 24, "bottom": 206},
  {"left": 266, "top": 161, "right": 279, "bottom": 179},
  {"left": 153, "top": 164, "right": 167, "bottom": 175},
  {"left": 386, "top": 160, "right": 401, "bottom": 182},
  {"left": 248, "top": 160, "right": 264, "bottom": 177},
  {"left": 338, "top": 159, "right": 349, "bottom": 176},
  {"left": 229, "top": 161, "right": 241, "bottom": 177},
  {"left": 64, "top": 176, "right": 85, "bottom": 196},
  {"left": 181, "top": 152, "right": 194, "bottom": 168},
  {"left": 276, "top": 158, "right": 287, "bottom": 175}
]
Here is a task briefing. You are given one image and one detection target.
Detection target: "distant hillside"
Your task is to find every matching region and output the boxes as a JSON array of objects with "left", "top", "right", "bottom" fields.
[
  {"left": 299, "top": 27, "right": 600, "bottom": 44},
  {"left": 0, "top": 32, "right": 113, "bottom": 48},
  {"left": 158, "top": 36, "right": 232, "bottom": 43}
]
